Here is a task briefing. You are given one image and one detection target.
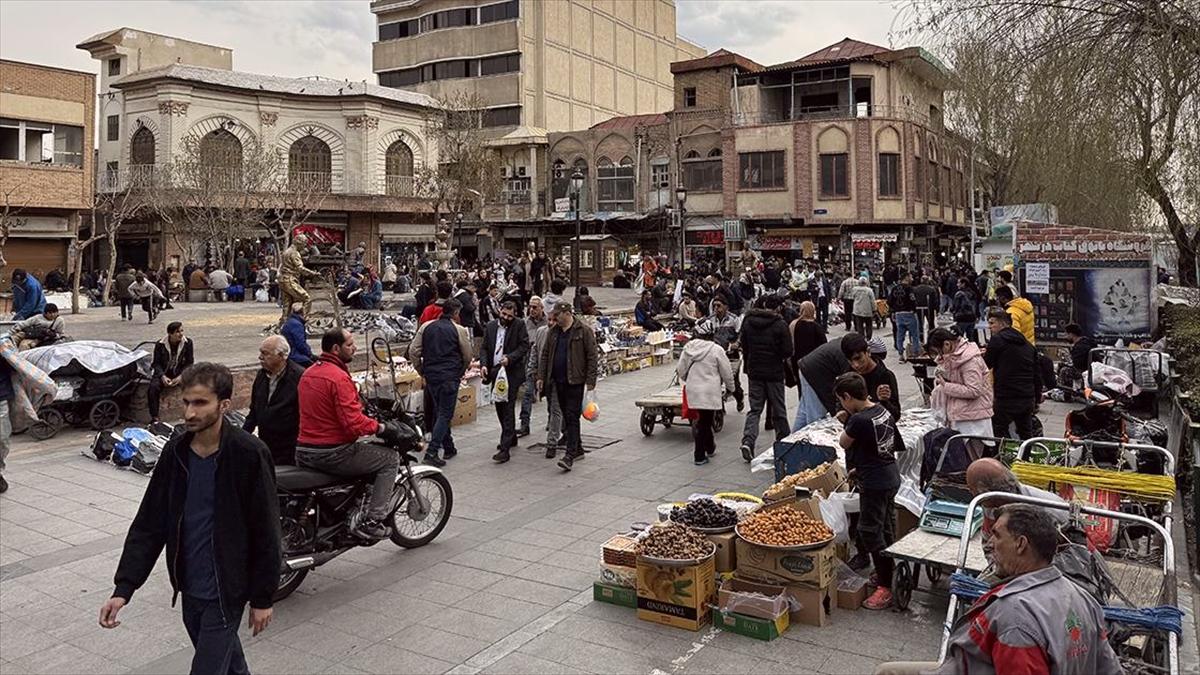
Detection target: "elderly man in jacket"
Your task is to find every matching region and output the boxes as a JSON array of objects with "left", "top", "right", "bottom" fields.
[
  {"left": 737, "top": 295, "right": 793, "bottom": 462},
  {"left": 537, "top": 302, "right": 598, "bottom": 472},
  {"left": 875, "top": 504, "right": 1119, "bottom": 675},
  {"left": 410, "top": 298, "right": 473, "bottom": 467},
  {"left": 482, "top": 300, "right": 529, "bottom": 464},
  {"left": 244, "top": 336, "right": 304, "bottom": 466}
]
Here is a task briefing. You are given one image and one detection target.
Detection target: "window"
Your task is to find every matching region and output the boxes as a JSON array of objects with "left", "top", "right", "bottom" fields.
[
  {"left": 482, "top": 106, "right": 521, "bottom": 127},
  {"left": 385, "top": 139, "right": 414, "bottom": 196},
  {"left": 944, "top": 166, "right": 952, "bottom": 206},
  {"left": 130, "top": 127, "right": 155, "bottom": 166},
  {"left": 479, "top": 53, "right": 520, "bottom": 76},
  {"left": 915, "top": 155, "right": 924, "bottom": 200},
  {"left": 738, "top": 151, "right": 785, "bottom": 189},
  {"left": 105, "top": 161, "right": 119, "bottom": 189},
  {"left": 288, "top": 135, "right": 332, "bottom": 191},
  {"left": 434, "top": 59, "right": 470, "bottom": 80},
  {"left": 199, "top": 128, "right": 243, "bottom": 190},
  {"left": 580, "top": 249, "right": 594, "bottom": 270},
  {"left": 0, "top": 118, "right": 83, "bottom": 167},
  {"left": 819, "top": 153, "right": 848, "bottom": 197},
  {"left": 479, "top": 0, "right": 519, "bottom": 23},
  {"left": 878, "top": 153, "right": 899, "bottom": 197},
  {"left": 683, "top": 87, "right": 697, "bottom": 107},
  {"left": 107, "top": 115, "right": 119, "bottom": 142},
  {"left": 604, "top": 249, "right": 616, "bottom": 269},
  {"left": 430, "top": 7, "right": 474, "bottom": 29},
  {"left": 650, "top": 160, "right": 669, "bottom": 188},
  {"left": 682, "top": 149, "right": 722, "bottom": 191},
  {"left": 107, "top": 58, "right": 121, "bottom": 76},
  {"left": 379, "top": 19, "right": 419, "bottom": 41},
  {"left": 929, "top": 159, "right": 940, "bottom": 202},
  {"left": 597, "top": 156, "right": 635, "bottom": 212}
]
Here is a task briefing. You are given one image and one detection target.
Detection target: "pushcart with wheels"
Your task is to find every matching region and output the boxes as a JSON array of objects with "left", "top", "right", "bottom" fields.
[
  {"left": 884, "top": 528, "right": 989, "bottom": 610},
  {"left": 634, "top": 358, "right": 737, "bottom": 437}
]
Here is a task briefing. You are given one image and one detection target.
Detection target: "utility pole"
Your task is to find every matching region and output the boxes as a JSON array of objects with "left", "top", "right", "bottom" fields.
[{"left": 968, "top": 146, "right": 977, "bottom": 268}]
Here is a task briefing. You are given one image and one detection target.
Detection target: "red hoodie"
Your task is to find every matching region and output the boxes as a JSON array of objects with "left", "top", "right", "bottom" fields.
[{"left": 297, "top": 353, "right": 380, "bottom": 446}]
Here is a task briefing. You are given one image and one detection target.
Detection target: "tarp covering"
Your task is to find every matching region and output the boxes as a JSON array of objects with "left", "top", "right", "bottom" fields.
[{"left": 21, "top": 340, "right": 152, "bottom": 378}]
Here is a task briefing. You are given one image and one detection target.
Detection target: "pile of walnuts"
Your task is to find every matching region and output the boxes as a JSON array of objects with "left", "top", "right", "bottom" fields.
[{"left": 635, "top": 522, "right": 714, "bottom": 560}]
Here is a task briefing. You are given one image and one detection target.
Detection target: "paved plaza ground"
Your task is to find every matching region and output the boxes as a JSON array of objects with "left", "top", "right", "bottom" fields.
[{"left": 1, "top": 315, "right": 1196, "bottom": 674}]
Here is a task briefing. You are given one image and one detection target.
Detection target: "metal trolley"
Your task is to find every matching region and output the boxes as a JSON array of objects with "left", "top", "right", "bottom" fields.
[
  {"left": 634, "top": 357, "right": 737, "bottom": 437},
  {"left": 938, "top": 492, "right": 1178, "bottom": 675}
]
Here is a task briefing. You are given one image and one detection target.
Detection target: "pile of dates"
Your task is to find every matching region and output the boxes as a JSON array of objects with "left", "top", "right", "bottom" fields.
[{"left": 669, "top": 499, "right": 738, "bottom": 529}]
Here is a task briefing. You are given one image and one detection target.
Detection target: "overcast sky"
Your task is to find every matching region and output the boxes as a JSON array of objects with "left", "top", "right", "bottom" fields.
[{"left": 0, "top": 0, "right": 905, "bottom": 80}]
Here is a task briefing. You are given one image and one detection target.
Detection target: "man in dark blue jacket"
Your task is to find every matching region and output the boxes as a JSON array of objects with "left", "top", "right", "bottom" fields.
[
  {"left": 100, "top": 363, "right": 281, "bottom": 675},
  {"left": 280, "top": 304, "right": 313, "bottom": 367},
  {"left": 10, "top": 269, "right": 46, "bottom": 320},
  {"left": 410, "top": 299, "right": 472, "bottom": 467}
]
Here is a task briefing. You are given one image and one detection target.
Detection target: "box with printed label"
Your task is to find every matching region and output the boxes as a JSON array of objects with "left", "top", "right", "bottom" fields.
[
  {"left": 712, "top": 608, "right": 788, "bottom": 641},
  {"left": 707, "top": 532, "right": 737, "bottom": 573},
  {"left": 593, "top": 581, "right": 636, "bottom": 608},
  {"left": 451, "top": 385, "right": 477, "bottom": 427},
  {"left": 635, "top": 556, "right": 716, "bottom": 631},
  {"left": 735, "top": 538, "right": 836, "bottom": 588}
]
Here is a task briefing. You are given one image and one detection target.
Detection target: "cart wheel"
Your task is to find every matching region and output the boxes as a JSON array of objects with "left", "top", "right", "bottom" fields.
[
  {"left": 713, "top": 410, "right": 725, "bottom": 433},
  {"left": 662, "top": 414, "right": 674, "bottom": 428},
  {"left": 639, "top": 410, "right": 655, "bottom": 436},
  {"left": 893, "top": 561, "right": 913, "bottom": 610},
  {"left": 926, "top": 565, "right": 943, "bottom": 585},
  {"left": 29, "top": 409, "right": 64, "bottom": 441},
  {"left": 89, "top": 400, "right": 121, "bottom": 430}
]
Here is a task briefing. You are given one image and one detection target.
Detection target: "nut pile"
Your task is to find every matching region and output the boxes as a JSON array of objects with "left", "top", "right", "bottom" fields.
[
  {"left": 669, "top": 499, "right": 738, "bottom": 529},
  {"left": 763, "top": 462, "right": 832, "bottom": 500},
  {"left": 635, "top": 522, "right": 715, "bottom": 560},
  {"left": 738, "top": 508, "right": 834, "bottom": 547}
]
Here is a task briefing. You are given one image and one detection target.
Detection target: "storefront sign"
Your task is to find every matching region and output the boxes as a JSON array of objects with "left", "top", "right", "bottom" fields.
[
  {"left": 1025, "top": 262, "right": 1050, "bottom": 294},
  {"left": 554, "top": 197, "right": 571, "bottom": 213},
  {"left": 294, "top": 224, "right": 345, "bottom": 245},
  {"left": 9, "top": 215, "right": 70, "bottom": 236},
  {"left": 747, "top": 235, "right": 798, "bottom": 251},
  {"left": 723, "top": 219, "right": 745, "bottom": 241},
  {"left": 850, "top": 232, "right": 899, "bottom": 243},
  {"left": 1017, "top": 238, "right": 1152, "bottom": 259},
  {"left": 853, "top": 240, "right": 882, "bottom": 251},
  {"left": 686, "top": 230, "right": 725, "bottom": 247}
]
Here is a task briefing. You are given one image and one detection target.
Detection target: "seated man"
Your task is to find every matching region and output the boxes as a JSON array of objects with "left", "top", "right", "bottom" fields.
[
  {"left": 12, "top": 303, "right": 65, "bottom": 349},
  {"left": 1064, "top": 323, "right": 1099, "bottom": 386},
  {"left": 295, "top": 329, "right": 404, "bottom": 539},
  {"left": 875, "top": 504, "right": 1120, "bottom": 675},
  {"left": 280, "top": 304, "right": 314, "bottom": 367},
  {"left": 149, "top": 321, "right": 194, "bottom": 422}
]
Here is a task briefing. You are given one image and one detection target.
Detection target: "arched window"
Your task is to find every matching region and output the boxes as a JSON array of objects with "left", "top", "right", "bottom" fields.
[
  {"left": 684, "top": 150, "right": 701, "bottom": 160},
  {"left": 707, "top": 148, "right": 722, "bottom": 158},
  {"left": 597, "top": 156, "right": 634, "bottom": 212},
  {"left": 288, "top": 134, "right": 332, "bottom": 192},
  {"left": 385, "top": 139, "right": 414, "bottom": 196},
  {"left": 198, "top": 128, "right": 242, "bottom": 191},
  {"left": 682, "top": 147, "right": 721, "bottom": 192},
  {"left": 131, "top": 127, "right": 155, "bottom": 166},
  {"left": 927, "top": 139, "right": 940, "bottom": 203}
]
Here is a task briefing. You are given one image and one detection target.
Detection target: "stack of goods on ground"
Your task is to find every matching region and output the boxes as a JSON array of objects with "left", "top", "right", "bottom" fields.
[
  {"left": 84, "top": 412, "right": 247, "bottom": 475},
  {"left": 355, "top": 353, "right": 484, "bottom": 427},
  {"left": 593, "top": 486, "right": 869, "bottom": 641},
  {"left": 264, "top": 312, "right": 416, "bottom": 342},
  {"left": 586, "top": 316, "right": 674, "bottom": 376}
]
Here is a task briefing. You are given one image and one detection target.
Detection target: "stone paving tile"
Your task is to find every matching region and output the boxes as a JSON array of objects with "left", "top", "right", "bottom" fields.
[
  {"left": 412, "top": 562, "right": 507, "bottom": 591},
  {"left": 423, "top": 607, "right": 523, "bottom": 643},
  {"left": 483, "top": 577, "right": 577, "bottom": 607},
  {"left": 384, "top": 577, "right": 477, "bottom": 606},
  {"left": 347, "top": 590, "right": 443, "bottom": 621},
  {"left": 452, "top": 590, "right": 546, "bottom": 624},
  {"left": 518, "top": 631, "right": 666, "bottom": 674},
  {"left": 268, "top": 621, "right": 375, "bottom": 663},
  {"left": 6, "top": 641, "right": 130, "bottom": 675},
  {"left": 337, "top": 642, "right": 455, "bottom": 675},
  {"left": 310, "top": 605, "right": 418, "bottom": 643},
  {"left": 501, "top": 527, "right": 579, "bottom": 551},
  {"left": 479, "top": 652, "right": 589, "bottom": 675},
  {"left": 511, "top": 562, "right": 598, "bottom": 591},
  {"left": 247, "top": 640, "right": 337, "bottom": 674},
  {"left": 473, "top": 538, "right": 554, "bottom": 563},
  {"left": 379, "top": 624, "right": 490, "bottom": 664}
]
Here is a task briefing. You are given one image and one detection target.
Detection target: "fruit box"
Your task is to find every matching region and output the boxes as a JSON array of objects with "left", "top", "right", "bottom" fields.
[
  {"left": 717, "top": 578, "right": 791, "bottom": 621},
  {"left": 593, "top": 581, "right": 636, "bottom": 608},
  {"left": 735, "top": 538, "right": 836, "bottom": 588},
  {"left": 713, "top": 608, "right": 788, "bottom": 641},
  {"left": 706, "top": 532, "right": 737, "bottom": 573},
  {"left": 636, "top": 556, "right": 716, "bottom": 631}
]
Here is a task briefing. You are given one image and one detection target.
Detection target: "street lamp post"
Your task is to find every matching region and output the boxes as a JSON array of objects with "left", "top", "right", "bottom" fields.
[
  {"left": 675, "top": 187, "right": 688, "bottom": 270},
  {"left": 570, "top": 169, "right": 584, "bottom": 285},
  {"left": 454, "top": 211, "right": 464, "bottom": 263}
]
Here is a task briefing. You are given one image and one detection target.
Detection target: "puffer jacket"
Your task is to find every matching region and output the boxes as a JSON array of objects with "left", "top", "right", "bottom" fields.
[
  {"left": 677, "top": 339, "right": 735, "bottom": 410},
  {"left": 1006, "top": 297, "right": 1036, "bottom": 345},
  {"left": 933, "top": 338, "right": 993, "bottom": 423},
  {"left": 737, "top": 308, "right": 793, "bottom": 382}
]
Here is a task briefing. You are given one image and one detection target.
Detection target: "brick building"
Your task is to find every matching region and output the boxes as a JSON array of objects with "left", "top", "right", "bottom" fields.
[{"left": 0, "top": 60, "right": 95, "bottom": 292}]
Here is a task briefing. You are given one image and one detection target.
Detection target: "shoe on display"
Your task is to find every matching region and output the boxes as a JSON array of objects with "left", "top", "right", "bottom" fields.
[
  {"left": 423, "top": 453, "right": 446, "bottom": 468},
  {"left": 492, "top": 450, "right": 510, "bottom": 463},
  {"left": 862, "top": 587, "right": 894, "bottom": 610}
]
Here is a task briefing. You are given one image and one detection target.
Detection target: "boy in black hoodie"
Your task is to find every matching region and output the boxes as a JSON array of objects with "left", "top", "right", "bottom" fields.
[{"left": 984, "top": 309, "right": 1041, "bottom": 439}]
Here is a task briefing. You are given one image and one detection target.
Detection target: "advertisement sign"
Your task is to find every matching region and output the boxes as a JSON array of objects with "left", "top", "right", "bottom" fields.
[
  {"left": 554, "top": 197, "right": 571, "bottom": 213},
  {"left": 685, "top": 230, "right": 725, "bottom": 247},
  {"left": 1032, "top": 265, "right": 1152, "bottom": 342},
  {"left": 1025, "top": 262, "right": 1050, "bottom": 294}
]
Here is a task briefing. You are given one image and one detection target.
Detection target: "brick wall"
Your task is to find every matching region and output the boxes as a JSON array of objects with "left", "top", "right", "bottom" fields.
[
  {"left": 1016, "top": 222, "right": 1152, "bottom": 262},
  {"left": 721, "top": 130, "right": 736, "bottom": 217},
  {"left": 674, "top": 68, "right": 730, "bottom": 112},
  {"left": 792, "top": 123, "right": 812, "bottom": 218},
  {"left": 854, "top": 121, "right": 872, "bottom": 220}
]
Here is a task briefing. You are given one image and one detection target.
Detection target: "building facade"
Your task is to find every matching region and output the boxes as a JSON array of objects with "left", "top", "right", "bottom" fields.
[
  {"left": 0, "top": 60, "right": 95, "bottom": 292},
  {"left": 78, "top": 29, "right": 439, "bottom": 272}
]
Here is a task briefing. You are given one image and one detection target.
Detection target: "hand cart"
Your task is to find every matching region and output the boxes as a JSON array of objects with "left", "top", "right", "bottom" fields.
[
  {"left": 1088, "top": 347, "right": 1169, "bottom": 417},
  {"left": 884, "top": 528, "right": 990, "bottom": 610},
  {"left": 635, "top": 357, "right": 737, "bottom": 437},
  {"left": 938, "top": 491, "right": 1179, "bottom": 675}
]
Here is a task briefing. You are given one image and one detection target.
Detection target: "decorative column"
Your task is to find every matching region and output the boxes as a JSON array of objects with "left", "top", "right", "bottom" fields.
[{"left": 345, "top": 113, "right": 379, "bottom": 194}]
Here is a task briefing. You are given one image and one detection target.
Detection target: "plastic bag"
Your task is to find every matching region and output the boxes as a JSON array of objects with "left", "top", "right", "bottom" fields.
[
  {"left": 255, "top": 288, "right": 269, "bottom": 303},
  {"left": 582, "top": 390, "right": 600, "bottom": 422},
  {"left": 817, "top": 495, "right": 850, "bottom": 544},
  {"left": 491, "top": 366, "right": 509, "bottom": 400}
]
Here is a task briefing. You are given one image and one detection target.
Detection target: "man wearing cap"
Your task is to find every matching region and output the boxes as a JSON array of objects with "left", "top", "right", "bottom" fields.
[{"left": 536, "top": 302, "right": 598, "bottom": 471}]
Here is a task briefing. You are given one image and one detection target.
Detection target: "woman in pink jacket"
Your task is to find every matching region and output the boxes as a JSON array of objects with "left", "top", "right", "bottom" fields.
[{"left": 927, "top": 327, "right": 993, "bottom": 436}]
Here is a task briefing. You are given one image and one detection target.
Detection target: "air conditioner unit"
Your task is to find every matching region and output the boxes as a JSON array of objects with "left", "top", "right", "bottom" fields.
[{"left": 517, "top": 166, "right": 527, "bottom": 177}]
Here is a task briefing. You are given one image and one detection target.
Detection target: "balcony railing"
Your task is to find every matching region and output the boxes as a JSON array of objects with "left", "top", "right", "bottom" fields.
[
  {"left": 500, "top": 189, "right": 530, "bottom": 204},
  {"left": 731, "top": 103, "right": 933, "bottom": 127},
  {"left": 100, "top": 165, "right": 423, "bottom": 199}
]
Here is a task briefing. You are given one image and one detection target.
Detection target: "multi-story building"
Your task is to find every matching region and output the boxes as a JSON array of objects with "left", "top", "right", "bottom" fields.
[
  {"left": 372, "top": 0, "right": 705, "bottom": 232},
  {"left": 0, "top": 60, "right": 95, "bottom": 292},
  {"left": 78, "top": 28, "right": 438, "bottom": 271}
]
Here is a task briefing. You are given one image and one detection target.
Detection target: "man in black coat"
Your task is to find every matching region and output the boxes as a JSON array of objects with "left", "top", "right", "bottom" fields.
[
  {"left": 100, "top": 363, "right": 281, "bottom": 674},
  {"left": 985, "top": 309, "right": 1041, "bottom": 440},
  {"left": 149, "top": 321, "right": 195, "bottom": 422},
  {"left": 244, "top": 336, "right": 304, "bottom": 466},
  {"left": 481, "top": 300, "right": 530, "bottom": 464},
  {"left": 737, "top": 295, "right": 793, "bottom": 461}
]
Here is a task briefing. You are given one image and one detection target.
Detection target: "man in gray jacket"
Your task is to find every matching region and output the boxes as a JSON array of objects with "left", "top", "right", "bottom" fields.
[{"left": 518, "top": 296, "right": 548, "bottom": 438}]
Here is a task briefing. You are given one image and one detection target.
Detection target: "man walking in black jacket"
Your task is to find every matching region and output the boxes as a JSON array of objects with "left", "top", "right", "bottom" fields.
[
  {"left": 738, "top": 295, "right": 793, "bottom": 461},
  {"left": 100, "top": 363, "right": 281, "bottom": 675},
  {"left": 482, "top": 300, "right": 530, "bottom": 463},
  {"left": 244, "top": 336, "right": 304, "bottom": 466},
  {"left": 984, "top": 309, "right": 1041, "bottom": 440}
]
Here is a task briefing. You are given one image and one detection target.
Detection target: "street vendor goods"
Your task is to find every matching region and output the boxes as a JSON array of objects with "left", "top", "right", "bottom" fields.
[
  {"left": 670, "top": 499, "right": 738, "bottom": 529},
  {"left": 737, "top": 508, "right": 834, "bottom": 548},
  {"left": 763, "top": 462, "right": 833, "bottom": 500},
  {"left": 636, "top": 522, "right": 715, "bottom": 560}
]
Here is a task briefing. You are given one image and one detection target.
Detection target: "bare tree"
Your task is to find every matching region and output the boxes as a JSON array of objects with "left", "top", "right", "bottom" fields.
[
  {"left": 902, "top": 0, "right": 1200, "bottom": 284},
  {"left": 261, "top": 174, "right": 329, "bottom": 268},
  {"left": 413, "top": 92, "right": 503, "bottom": 249},
  {"left": 0, "top": 181, "right": 30, "bottom": 274},
  {"left": 71, "top": 187, "right": 151, "bottom": 314}
]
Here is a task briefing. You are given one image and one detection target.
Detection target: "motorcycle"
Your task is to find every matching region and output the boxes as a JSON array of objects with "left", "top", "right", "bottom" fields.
[{"left": 272, "top": 406, "right": 452, "bottom": 601}]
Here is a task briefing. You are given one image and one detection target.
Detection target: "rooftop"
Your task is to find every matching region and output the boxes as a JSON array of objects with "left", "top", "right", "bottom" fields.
[
  {"left": 590, "top": 113, "right": 668, "bottom": 131},
  {"left": 670, "top": 48, "right": 764, "bottom": 75},
  {"left": 111, "top": 63, "right": 437, "bottom": 109},
  {"left": 76, "top": 27, "right": 231, "bottom": 53}
]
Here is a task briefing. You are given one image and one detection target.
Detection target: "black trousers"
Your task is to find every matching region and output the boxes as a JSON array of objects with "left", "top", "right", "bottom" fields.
[
  {"left": 691, "top": 409, "right": 716, "bottom": 462},
  {"left": 843, "top": 302, "right": 854, "bottom": 331},
  {"left": 495, "top": 397, "right": 517, "bottom": 451},
  {"left": 817, "top": 298, "right": 830, "bottom": 326},
  {"left": 858, "top": 487, "right": 898, "bottom": 589},
  {"left": 181, "top": 595, "right": 249, "bottom": 675},
  {"left": 119, "top": 297, "right": 134, "bottom": 318},
  {"left": 555, "top": 382, "right": 585, "bottom": 456},
  {"left": 148, "top": 377, "right": 174, "bottom": 420},
  {"left": 853, "top": 314, "right": 873, "bottom": 339},
  {"left": 992, "top": 399, "right": 1036, "bottom": 440}
]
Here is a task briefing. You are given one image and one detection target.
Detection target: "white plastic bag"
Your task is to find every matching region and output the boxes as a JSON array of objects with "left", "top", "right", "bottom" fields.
[
  {"left": 817, "top": 495, "right": 850, "bottom": 544},
  {"left": 255, "top": 288, "right": 269, "bottom": 303},
  {"left": 491, "top": 366, "right": 509, "bottom": 400}
]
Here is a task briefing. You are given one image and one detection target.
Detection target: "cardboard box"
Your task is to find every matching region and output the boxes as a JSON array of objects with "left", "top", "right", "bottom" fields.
[
  {"left": 790, "top": 583, "right": 833, "bottom": 627},
  {"left": 594, "top": 582, "right": 636, "bottom": 608},
  {"left": 707, "top": 532, "right": 737, "bottom": 574},
  {"left": 735, "top": 539, "right": 837, "bottom": 588},
  {"left": 451, "top": 385, "right": 477, "bottom": 427},
  {"left": 717, "top": 578, "right": 791, "bottom": 621},
  {"left": 636, "top": 556, "right": 716, "bottom": 631},
  {"left": 713, "top": 608, "right": 788, "bottom": 641},
  {"left": 393, "top": 371, "right": 424, "bottom": 396},
  {"left": 787, "top": 462, "right": 848, "bottom": 498},
  {"left": 896, "top": 507, "right": 920, "bottom": 539},
  {"left": 836, "top": 582, "right": 868, "bottom": 611}
]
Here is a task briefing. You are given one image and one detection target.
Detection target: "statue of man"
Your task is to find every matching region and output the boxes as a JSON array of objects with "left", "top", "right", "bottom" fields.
[{"left": 279, "top": 233, "right": 317, "bottom": 320}]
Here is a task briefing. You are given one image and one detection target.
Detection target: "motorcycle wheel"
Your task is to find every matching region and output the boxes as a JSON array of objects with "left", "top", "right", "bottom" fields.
[
  {"left": 390, "top": 472, "right": 453, "bottom": 548},
  {"left": 274, "top": 568, "right": 308, "bottom": 602}
]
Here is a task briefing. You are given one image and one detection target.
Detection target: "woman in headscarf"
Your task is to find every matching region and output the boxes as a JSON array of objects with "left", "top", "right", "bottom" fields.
[
  {"left": 787, "top": 301, "right": 827, "bottom": 387},
  {"left": 677, "top": 321, "right": 735, "bottom": 465}
]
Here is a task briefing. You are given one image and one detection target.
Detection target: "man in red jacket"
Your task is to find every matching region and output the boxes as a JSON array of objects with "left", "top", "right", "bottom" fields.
[{"left": 295, "top": 328, "right": 401, "bottom": 539}]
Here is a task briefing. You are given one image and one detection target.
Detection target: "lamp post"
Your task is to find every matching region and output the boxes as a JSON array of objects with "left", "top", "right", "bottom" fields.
[
  {"left": 570, "top": 169, "right": 584, "bottom": 285},
  {"left": 454, "top": 211, "right": 464, "bottom": 262},
  {"left": 675, "top": 186, "right": 688, "bottom": 270}
]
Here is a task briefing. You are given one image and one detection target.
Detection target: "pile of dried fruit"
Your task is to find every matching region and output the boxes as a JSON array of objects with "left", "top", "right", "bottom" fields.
[
  {"left": 763, "top": 462, "right": 832, "bottom": 500},
  {"left": 669, "top": 499, "right": 738, "bottom": 529},
  {"left": 737, "top": 507, "right": 834, "bottom": 547},
  {"left": 635, "top": 522, "right": 715, "bottom": 560}
]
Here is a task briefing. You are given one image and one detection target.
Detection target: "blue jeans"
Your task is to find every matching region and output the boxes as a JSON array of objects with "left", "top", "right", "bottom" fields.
[
  {"left": 181, "top": 595, "right": 249, "bottom": 675},
  {"left": 894, "top": 311, "right": 920, "bottom": 358},
  {"left": 793, "top": 373, "right": 832, "bottom": 432},
  {"left": 426, "top": 379, "right": 459, "bottom": 457}
]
